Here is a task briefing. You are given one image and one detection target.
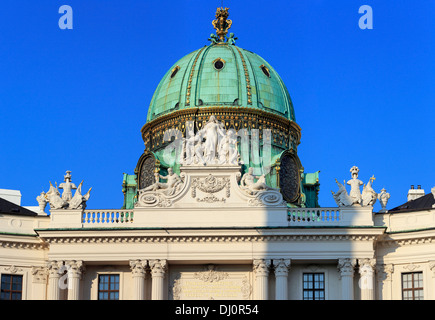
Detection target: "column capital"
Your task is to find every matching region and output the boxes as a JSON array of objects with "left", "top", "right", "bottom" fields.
[
  {"left": 46, "top": 260, "right": 64, "bottom": 277},
  {"left": 358, "top": 258, "right": 376, "bottom": 276},
  {"left": 273, "top": 259, "right": 291, "bottom": 277},
  {"left": 66, "top": 260, "right": 84, "bottom": 278},
  {"left": 129, "top": 259, "right": 148, "bottom": 277},
  {"left": 253, "top": 259, "right": 271, "bottom": 277},
  {"left": 31, "top": 266, "right": 48, "bottom": 284},
  {"left": 338, "top": 258, "right": 356, "bottom": 277},
  {"left": 149, "top": 259, "right": 167, "bottom": 278}
]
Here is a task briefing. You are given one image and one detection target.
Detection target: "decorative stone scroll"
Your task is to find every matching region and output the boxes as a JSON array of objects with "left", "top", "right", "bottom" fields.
[
  {"left": 239, "top": 167, "right": 285, "bottom": 207},
  {"left": 136, "top": 168, "right": 186, "bottom": 208}
]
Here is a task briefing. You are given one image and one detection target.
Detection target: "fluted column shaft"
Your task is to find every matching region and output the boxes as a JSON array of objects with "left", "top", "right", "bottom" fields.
[
  {"left": 338, "top": 258, "right": 356, "bottom": 300},
  {"left": 66, "top": 260, "right": 83, "bottom": 300},
  {"left": 273, "top": 259, "right": 291, "bottom": 300},
  {"left": 130, "top": 260, "right": 148, "bottom": 300},
  {"left": 150, "top": 259, "right": 167, "bottom": 300},
  {"left": 253, "top": 259, "right": 271, "bottom": 300},
  {"left": 359, "top": 258, "right": 376, "bottom": 300},
  {"left": 47, "top": 261, "right": 62, "bottom": 300}
]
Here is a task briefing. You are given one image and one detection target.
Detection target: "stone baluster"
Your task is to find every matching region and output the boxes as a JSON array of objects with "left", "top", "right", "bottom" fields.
[
  {"left": 338, "top": 258, "right": 356, "bottom": 300},
  {"left": 66, "top": 260, "right": 84, "bottom": 300},
  {"left": 273, "top": 259, "right": 291, "bottom": 300},
  {"left": 358, "top": 258, "right": 376, "bottom": 300},
  {"left": 150, "top": 259, "right": 167, "bottom": 300},
  {"left": 47, "top": 260, "right": 63, "bottom": 300},
  {"left": 253, "top": 259, "right": 271, "bottom": 300},
  {"left": 130, "top": 259, "right": 148, "bottom": 300}
]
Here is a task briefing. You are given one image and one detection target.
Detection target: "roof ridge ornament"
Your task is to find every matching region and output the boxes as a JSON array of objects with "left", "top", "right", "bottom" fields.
[{"left": 210, "top": 7, "right": 235, "bottom": 44}]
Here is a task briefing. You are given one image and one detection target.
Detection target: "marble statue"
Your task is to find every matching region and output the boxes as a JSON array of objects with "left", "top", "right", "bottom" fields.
[
  {"left": 218, "top": 129, "right": 238, "bottom": 165},
  {"left": 58, "top": 170, "right": 77, "bottom": 201},
  {"left": 36, "top": 191, "right": 48, "bottom": 214},
  {"left": 201, "top": 115, "right": 226, "bottom": 163},
  {"left": 45, "top": 182, "right": 69, "bottom": 209},
  {"left": 361, "top": 176, "right": 377, "bottom": 207},
  {"left": 347, "top": 166, "right": 363, "bottom": 205},
  {"left": 43, "top": 171, "right": 91, "bottom": 210},
  {"left": 331, "top": 179, "right": 354, "bottom": 207},
  {"left": 69, "top": 180, "right": 92, "bottom": 210},
  {"left": 182, "top": 115, "right": 239, "bottom": 166},
  {"left": 183, "top": 128, "right": 197, "bottom": 165},
  {"left": 378, "top": 188, "right": 390, "bottom": 213},
  {"left": 332, "top": 166, "right": 381, "bottom": 208},
  {"left": 142, "top": 168, "right": 184, "bottom": 196},
  {"left": 240, "top": 167, "right": 274, "bottom": 194}
]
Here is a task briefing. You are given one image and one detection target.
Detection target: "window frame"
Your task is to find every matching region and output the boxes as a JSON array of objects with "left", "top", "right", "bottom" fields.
[
  {"left": 97, "top": 273, "right": 120, "bottom": 300},
  {"left": 1, "top": 274, "right": 23, "bottom": 300},
  {"left": 402, "top": 272, "right": 424, "bottom": 300},
  {"left": 302, "top": 272, "right": 326, "bottom": 301}
]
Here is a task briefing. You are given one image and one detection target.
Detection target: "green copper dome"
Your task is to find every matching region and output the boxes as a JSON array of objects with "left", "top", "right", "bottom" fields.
[{"left": 146, "top": 43, "right": 296, "bottom": 123}]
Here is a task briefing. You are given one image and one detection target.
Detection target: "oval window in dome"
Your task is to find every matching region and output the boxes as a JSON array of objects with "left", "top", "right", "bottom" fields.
[
  {"left": 213, "top": 58, "right": 225, "bottom": 71},
  {"left": 170, "top": 66, "right": 180, "bottom": 78},
  {"left": 260, "top": 64, "right": 271, "bottom": 78}
]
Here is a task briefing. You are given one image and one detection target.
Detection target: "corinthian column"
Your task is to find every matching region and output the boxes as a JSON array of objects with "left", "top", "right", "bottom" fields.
[
  {"left": 358, "top": 258, "right": 376, "bottom": 300},
  {"left": 253, "top": 259, "right": 271, "bottom": 300},
  {"left": 66, "top": 260, "right": 84, "bottom": 300},
  {"left": 338, "top": 258, "right": 356, "bottom": 300},
  {"left": 273, "top": 259, "right": 291, "bottom": 300},
  {"left": 130, "top": 259, "right": 147, "bottom": 300},
  {"left": 47, "top": 261, "right": 63, "bottom": 300},
  {"left": 149, "top": 259, "right": 167, "bottom": 300}
]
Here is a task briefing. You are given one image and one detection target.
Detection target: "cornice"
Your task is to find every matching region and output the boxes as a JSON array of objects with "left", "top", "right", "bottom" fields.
[
  {"left": 37, "top": 231, "right": 381, "bottom": 245},
  {"left": 0, "top": 238, "right": 48, "bottom": 250}
]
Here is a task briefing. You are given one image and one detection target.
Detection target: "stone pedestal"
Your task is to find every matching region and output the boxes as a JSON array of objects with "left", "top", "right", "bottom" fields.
[
  {"left": 340, "top": 206, "right": 374, "bottom": 226},
  {"left": 49, "top": 209, "right": 84, "bottom": 228},
  {"left": 134, "top": 165, "right": 288, "bottom": 229}
]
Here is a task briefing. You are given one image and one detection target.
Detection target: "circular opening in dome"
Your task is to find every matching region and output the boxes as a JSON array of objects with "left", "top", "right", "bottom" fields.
[
  {"left": 260, "top": 64, "right": 271, "bottom": 78},
  {"left": 213, "top": 58, "right": 225, "bottom": 71},
  {"left": 170, "top": 66, "right": 180, "bottom": 78}
]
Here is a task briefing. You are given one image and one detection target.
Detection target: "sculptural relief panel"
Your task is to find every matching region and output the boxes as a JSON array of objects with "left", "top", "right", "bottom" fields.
[{"left": 169, "top": 265, "right": 252, "bottom": 300}]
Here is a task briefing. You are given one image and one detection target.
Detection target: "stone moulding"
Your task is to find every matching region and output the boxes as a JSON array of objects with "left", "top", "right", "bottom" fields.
[{"left": 35, "top": 233, "right": 381, "bottom": 245}]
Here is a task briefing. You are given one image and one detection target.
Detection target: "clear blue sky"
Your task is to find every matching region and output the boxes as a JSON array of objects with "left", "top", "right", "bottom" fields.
[{"left": 0, "top": 0, "right": 434, "bottom": 211}]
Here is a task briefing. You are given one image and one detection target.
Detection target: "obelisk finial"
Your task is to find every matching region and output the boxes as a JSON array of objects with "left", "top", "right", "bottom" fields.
[{"left": 212, "top": 7, "right": 232, "bottom": 42}]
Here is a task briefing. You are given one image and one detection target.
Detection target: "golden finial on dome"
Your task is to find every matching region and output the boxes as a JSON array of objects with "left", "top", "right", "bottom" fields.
[{"left": 212, "top": 7, "right": 232, "bottom": 42}]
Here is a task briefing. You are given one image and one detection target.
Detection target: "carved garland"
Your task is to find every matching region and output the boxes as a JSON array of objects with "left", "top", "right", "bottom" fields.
[{"left": 191, "top": 175, "right": 231, "bottom": 199}]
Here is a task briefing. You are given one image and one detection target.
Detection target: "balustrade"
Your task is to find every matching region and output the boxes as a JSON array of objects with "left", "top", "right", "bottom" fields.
[
  {"left": 82, "top": 210, "right": 134, "bottom": 225},
  {"left": 288, "top": 208, "right": 341, "bottom": 225}
]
